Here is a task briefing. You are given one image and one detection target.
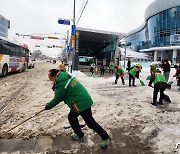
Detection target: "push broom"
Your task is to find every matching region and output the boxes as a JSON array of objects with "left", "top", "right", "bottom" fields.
[{"left": 0, "top": 109, "right": 45, "bottom": 137}]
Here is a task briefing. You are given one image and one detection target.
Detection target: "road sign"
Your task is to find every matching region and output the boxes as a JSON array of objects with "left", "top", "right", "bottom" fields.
[
  {"left": 58, "top": 19, "right": 70, "bottom": 25},
  {"left": 67, "top": 46, "right": 72, "bottom": 52},
  {"left": 71, "top": 25, "right": 76, "bottom": 35},
  {"left": 71, "top": 35, "right": 75, "bottom": 41}
]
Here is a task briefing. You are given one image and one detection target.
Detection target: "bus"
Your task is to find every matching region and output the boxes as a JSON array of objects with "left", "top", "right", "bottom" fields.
[{"left": 0, "top": 36, "right": 29, "bottom": 77}]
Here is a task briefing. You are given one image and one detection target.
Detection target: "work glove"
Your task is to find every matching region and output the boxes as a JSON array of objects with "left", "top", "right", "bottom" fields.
[{"left": 45, "top": 104, "right": 50, "bottom": 110}]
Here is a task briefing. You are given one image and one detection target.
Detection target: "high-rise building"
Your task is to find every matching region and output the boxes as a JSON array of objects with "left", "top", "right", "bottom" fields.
[
  {"left": 0, "top": 15, "right": 10, "bottom": 37},
  {"left": 126, "top": 0, "right": 180, "bottom": 63}
]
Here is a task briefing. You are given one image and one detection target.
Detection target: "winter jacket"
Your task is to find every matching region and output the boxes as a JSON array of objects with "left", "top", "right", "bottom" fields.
[
  {"left": 162, "top": 62, "right": 170, "bottom": 72},
  {"left": 46, "top": 72, "right": 93, "bottom": 113},
  {"left": 173, "top": 68, "right": 180, "bottom": 78},
  {"left": 129, "top": 67, "right": 140, "bottom": 78},
  {"left": 149, "top": 73, "right": 166, "bottom": 86},
  {"left": 115, "top": 67, "right": 124, "bottom": 76}
]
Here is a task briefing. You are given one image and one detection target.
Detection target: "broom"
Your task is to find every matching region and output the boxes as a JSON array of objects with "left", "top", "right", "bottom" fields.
[{"left": 0, "top": 109, "right": 45, "bottom": 137}]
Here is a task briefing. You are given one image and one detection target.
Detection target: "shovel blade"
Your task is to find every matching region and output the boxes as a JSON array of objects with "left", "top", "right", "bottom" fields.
[
  {"left": 146, "top": 75, "right": 151, "bottom": 80},
  {"left": 140, "top": 80, "right": 145, "bottom": 86},
  {"left": 163, "top": 94, "right": 171, "bottom": 103}
]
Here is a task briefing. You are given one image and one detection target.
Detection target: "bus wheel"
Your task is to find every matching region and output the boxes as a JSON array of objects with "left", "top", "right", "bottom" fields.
[{"left": 2, "top": 64, "right": 8, "bottom": 77}]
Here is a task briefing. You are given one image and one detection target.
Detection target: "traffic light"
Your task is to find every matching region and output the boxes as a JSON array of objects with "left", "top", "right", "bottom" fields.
[
  {"left": 48, "top": 36, "right": 59, "bottom": 40},
  {"left": 30, "top": 36, "right": 44, "bottom": 40},
  {"left": 56, "top": 46, "right": 62, "bottom": 48}
]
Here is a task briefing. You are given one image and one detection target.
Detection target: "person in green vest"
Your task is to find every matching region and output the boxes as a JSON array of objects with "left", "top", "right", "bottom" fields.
[
  {"left": 128, "top": 64, "right": 142, "bottom": 86},
  {"left": 148, "top": 69, "right": 168, "bottom": 106},
  {"left": 45, "top": 69, "right": 111, "bottom": 149},
  {"left": 150, "top": 64, "right": 157, "bottom": 75},
  {"left": 109, "top": 61, "right": 114, "bottom": 74},
  {"left": 114, "top": 66, "right": 125, "bottom": 85}
]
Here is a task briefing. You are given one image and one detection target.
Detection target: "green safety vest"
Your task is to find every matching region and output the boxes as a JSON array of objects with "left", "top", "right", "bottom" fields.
[
  {"left": 115, "top": 67, "right": 124, "bottom": 74},
  {"left": 153, "top": 73, "right": 167, "bottom": 85},
  {"left": 129, "top": 67, "right": 136, "bottom": 78}
]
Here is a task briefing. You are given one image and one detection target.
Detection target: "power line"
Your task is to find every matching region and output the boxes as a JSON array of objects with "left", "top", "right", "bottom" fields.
[
  {"left": 76, "top": 0, "right": 87, "bottom": 21},
  {"left": 76, "top": 0, "right": 89, "bottom": 25}
]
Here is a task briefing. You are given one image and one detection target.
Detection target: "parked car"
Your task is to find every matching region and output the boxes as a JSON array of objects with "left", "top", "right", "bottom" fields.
[{"left": 28, "top": 58, "right": 35, "bottom": 69}]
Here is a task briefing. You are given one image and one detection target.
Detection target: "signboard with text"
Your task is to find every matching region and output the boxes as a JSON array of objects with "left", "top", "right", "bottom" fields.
[{"left": 58, "top": 19, "right": 70, "bottom": 25}]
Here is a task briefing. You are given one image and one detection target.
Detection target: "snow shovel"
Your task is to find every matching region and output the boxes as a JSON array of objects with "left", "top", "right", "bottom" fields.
[
  {"left": 146, "top": 75, "right": 151, "bottom": 80},
  {"left": 168, "top": 76, "right": 176, "bottom": 85},
  {"left": 168, "top": 81, "right": 173, "bottom": 85},
  {"left": 162, "top": 94, "right": 171, "bottom": 103},
  {"left": 166, "top": 83, "right": 171, "bottom": 89},
  {"left": 0, "top": 109, "right": 45, "bottom": 138},
  {"left": 139, "top": 79, "right": 145, "bottom": 86}
]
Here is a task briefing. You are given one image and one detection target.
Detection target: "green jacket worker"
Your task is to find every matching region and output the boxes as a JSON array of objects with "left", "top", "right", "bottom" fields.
[
  {"left": 114, "top": 66, "right": 125, "bottom": 85},
  {"left": 45, "top": 69, "right": 111, "bottom": 149},
  {"left": 148, "top": 69, "right": 167, "bottom": 106},
  {"left": 129, "top": 64, "right": 142, "bottom": 86}
]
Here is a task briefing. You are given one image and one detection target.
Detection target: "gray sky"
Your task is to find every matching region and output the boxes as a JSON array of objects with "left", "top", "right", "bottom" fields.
[{"left": 0, "top": 0, "right": 155, "bottom": 56}]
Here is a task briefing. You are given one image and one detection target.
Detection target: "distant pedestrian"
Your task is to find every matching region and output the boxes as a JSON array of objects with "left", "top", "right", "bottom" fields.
[
  {"left": 150, "top": 64, "right": 157, "bottom": 75},
  {"left": 114, "top": 66, "right": 125, "bottom": 85},
  {"left": 109, "top": 61, "right": 114, "bottom": 74},
  {"left": 148, "top": 69, "right": 168, "bottom": 106},
  {"left": 127, "top": 59, "right": 131, "bottom": 72},
  {"left": 100, "top": 65, "right": 105, "bottom": 77},
  {"left": 90, "top": 63, "right": 96, "bottom": 76},
  {"left": 58, "top": 63, "right": 66, "bottom": 72},
  {"left": 173, "top": 65, "right": 180, "bottom": 90},
  {"left": 129, "top": 64, "right": 142, "bottom": 86},
  {"left": 45, "top": 69, "right": 111, "bottom": 149},
  {"left": 162, "top": 59, "right": 170, "bottom": 81}
]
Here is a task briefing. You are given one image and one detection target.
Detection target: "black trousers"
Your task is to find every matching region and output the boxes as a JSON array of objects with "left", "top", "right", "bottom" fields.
[
  {"left": 129, "top": 74, "right": 135, "bottom": 86},
  {"left": 100, "top": 70, "right": 105, "bottom": 76},
  {"left": 115, "top": 74, "right": 125, "bottom": 84},
  {"left": 153, "top": 82, "right": 167, "bottom": 103},
  {"left": 68, "top": 107, "right": 109, "bottom": 140}
]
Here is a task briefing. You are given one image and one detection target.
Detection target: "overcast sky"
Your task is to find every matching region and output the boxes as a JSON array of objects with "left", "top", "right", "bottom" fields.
[{"left": 0, "top": 0, "right": 155, "bottom": 56}]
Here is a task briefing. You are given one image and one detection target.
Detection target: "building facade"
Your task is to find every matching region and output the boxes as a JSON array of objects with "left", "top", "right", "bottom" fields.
[
  {"left": 126, "top": 0, "right": 180, "bottom": 64},
  {"left": 0, "top": 15, "right": 10, "bottom": 37}
]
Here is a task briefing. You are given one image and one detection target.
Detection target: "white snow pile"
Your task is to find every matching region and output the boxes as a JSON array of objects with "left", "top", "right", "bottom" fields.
[{"left": 119, "top": 47, "right": 151, "bottom": 59}]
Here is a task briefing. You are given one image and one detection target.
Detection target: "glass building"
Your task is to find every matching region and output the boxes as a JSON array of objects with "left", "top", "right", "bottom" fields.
[
  {"left": 126, "top": 0, "right": 180, "bottom": 64},
  {"left": 0, "top": 15, "right": 9, "bottom": 37}
]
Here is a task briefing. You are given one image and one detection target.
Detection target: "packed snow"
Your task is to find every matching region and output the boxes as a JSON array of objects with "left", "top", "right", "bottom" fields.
[{"left": 0, "top": 62, "right": 180, "bottom": 153}]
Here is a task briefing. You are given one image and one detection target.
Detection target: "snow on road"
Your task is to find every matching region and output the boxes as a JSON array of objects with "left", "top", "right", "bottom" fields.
[{"left": 0, "top": 61, "right": 180, "bottom": 153}]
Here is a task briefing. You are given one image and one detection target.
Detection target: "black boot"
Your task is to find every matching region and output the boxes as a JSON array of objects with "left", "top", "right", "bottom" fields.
[{"left": 157, "top": 100, "right": 163, "bottom": 105}]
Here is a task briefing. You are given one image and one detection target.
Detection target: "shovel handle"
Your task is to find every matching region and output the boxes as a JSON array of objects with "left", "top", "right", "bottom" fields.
[{"left": 0, "top": 109, "right": 45, "bottom": 138}]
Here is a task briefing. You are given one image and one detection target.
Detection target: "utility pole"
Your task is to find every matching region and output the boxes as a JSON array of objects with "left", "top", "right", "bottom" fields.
[
  {"left": 72, "top": 0, "right": 79, "bottom": 71},
  {"left": 124, "top": 39, "right": 127, "bottom": 69}
]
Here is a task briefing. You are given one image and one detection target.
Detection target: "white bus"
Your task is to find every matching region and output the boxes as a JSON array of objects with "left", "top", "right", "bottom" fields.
[{"left": 0, "top": 36, "right": 29, "bottom": 77}]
